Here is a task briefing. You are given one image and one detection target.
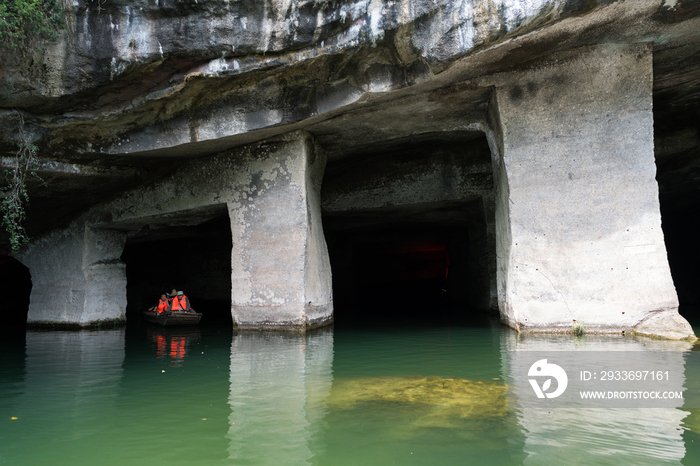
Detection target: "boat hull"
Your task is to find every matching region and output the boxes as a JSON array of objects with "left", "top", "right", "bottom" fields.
[{"left": 142, "top": 310, "right": 201, "bottom": 326}]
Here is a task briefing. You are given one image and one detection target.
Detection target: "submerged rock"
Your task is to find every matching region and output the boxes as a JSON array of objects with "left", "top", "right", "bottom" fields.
[{"left": 328, "top": 375, "right": 508, "bottom": 428}]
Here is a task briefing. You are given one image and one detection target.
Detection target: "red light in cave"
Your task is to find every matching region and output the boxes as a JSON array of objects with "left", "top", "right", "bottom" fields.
[{"left": 363, "top": 239, "right": 450, "bottom": 282}]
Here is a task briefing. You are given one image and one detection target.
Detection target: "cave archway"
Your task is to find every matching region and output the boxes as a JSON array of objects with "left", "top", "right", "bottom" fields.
[
  {"left": 659, "top": 201, "right": 700, "bottom": 326},
  {"left": 326, "top": 222, "right": 488, "bottom": 325},
  {"left": 654, "top": 94, "right": 700, "bottom": 326},
  {"left": 321, "top": 132, "right": 495, "bottom": 326},
  {"left": 0, "top": 256, "right": 32, "bottom": 329},
  {"left": 120, "top": 214, "right": 233, "bottom": 326}
]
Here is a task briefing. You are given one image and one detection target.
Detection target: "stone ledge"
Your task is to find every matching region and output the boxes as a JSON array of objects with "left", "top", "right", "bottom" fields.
[
  {"left": 26, "top": 317, "right": 127, "bottom": 330},
  {"left": 509, "top": 312, "right": 697, "bottom": 341},
  {"left": 632, "top": 311, "right": 697, "bottom": 341},
  {"left": 232, "top": 318, "right": 333, "bottom": 332}
]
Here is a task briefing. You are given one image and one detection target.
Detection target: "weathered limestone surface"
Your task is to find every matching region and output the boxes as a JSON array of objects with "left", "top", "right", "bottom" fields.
[
  {"left": 2, "top": 1, "right": 700, "bottom": 337},
  {"left": 16, "top": 131, "right": 332, "bottom": 328},
  {"left": 322, "top": 141, "right": 492, "bottom": 213},
  {"left": 486, "top": 44, "right": 693, "bottom": 339},
  {"left": 0, "top": 0, "right": 604, "bottom": 110},
  {"left": 5, "top": 0, "right": 698, "bottom": 161},
  {"left": 226, "top": 133, "right": 333, "bottom": 329},
  {"left": 16, "top": 223, "right": 127, "bottom": 326}
]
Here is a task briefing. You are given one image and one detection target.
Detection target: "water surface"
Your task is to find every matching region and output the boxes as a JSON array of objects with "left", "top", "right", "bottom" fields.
[{"left": 1, "top": 321, "right": 699, "bottom": 465}]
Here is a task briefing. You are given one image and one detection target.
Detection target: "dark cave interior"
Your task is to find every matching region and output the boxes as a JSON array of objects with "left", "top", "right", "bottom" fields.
[{"left": 120, "top": 215, "right": 233, "bottom": 326}]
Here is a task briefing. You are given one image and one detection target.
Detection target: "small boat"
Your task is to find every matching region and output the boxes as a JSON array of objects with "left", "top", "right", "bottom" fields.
[{"left": 142, "top": 310, "right": 202, "bottom": 326}]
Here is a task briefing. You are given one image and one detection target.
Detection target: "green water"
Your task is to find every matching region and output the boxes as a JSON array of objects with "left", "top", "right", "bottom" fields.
[{"left": 1, "top": 322, "right": 700, "bottom": 465}]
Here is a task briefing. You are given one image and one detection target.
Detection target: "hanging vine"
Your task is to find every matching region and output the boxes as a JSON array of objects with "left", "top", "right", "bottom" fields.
[{"left": 1, "top": 112, "right": 42, "bottom": 251}]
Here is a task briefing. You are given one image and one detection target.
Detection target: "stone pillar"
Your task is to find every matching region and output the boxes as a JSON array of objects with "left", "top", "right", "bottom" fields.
[
  {"left": 227, "top": 131, "right": 333, "bottom": 329},
  {"left": 16, "top": 223, "right": 127, "bottom": 326},
  {"left": 487, "top": 44, "right": 694, "bottom": 340}
]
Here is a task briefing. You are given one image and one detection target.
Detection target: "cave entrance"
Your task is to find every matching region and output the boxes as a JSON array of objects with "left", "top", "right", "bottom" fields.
[
  {"left": 321, "top": 132, "right": 495, "bottom": 326},
  {"left": 120, "top": 213, "right": 233, "bottom": 326},
  {"left": 325, "top": 222, "right": 487, "bottom": 326},
  {"left": 0, "top": 256, "right": 32, "bottom": 329},
  {"left": 659, "top": 201, "right": 700, "bottom": 326},
  {"left": 358, "top": 236, "right": 451, "bottom": 309},
  {"left": 654, "top": 93, "right": 700, "bottom": 326}
]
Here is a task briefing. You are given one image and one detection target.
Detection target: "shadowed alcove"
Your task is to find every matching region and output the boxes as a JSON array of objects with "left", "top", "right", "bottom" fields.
[
  {"left": 320, "top": 132, "right": 495, "bottom": 325},
  {"left": 0, "top": 255, "right": 32, "bottom": 329},
  {"left": 120, "top": 214, "right": 233, "bottom": 326},
  {"left": 654, "top": 84, "right": 700, "bottom": 326}
]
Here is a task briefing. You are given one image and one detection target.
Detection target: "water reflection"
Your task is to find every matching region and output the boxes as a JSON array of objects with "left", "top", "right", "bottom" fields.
[
  {"left": 502, "top": 332, "right": 693, "bottom": 465},
  {"left": 1, "top": 324, "right": 699, "bottom": 465},
  {"left": 24, "top": 329, "right": 126, "bottom": 406},
  {"left": 0, "top": 330, "right": 125, "bottom": 465},
  {"left": 147, "top": 327, "right": 201, "bottom": 366},
  {"left": 227, "top": 328, "right": 334, "bottom": 465}
]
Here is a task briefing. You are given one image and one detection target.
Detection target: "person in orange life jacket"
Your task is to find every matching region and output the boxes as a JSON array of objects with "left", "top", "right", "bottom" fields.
[
  {"left": 169, "top": 291, "right": 193, "bottom": 313},
  {"left": 148, "top": 294, "right": 170, "bottom": 314}
]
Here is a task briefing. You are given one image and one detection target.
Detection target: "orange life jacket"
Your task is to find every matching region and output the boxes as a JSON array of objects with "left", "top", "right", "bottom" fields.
[
  {"left": 170, "top": 295, "right": 190, "bottom": 312},
  {"left": 156, "top": 299, "right": 168, "bottom": 314}
]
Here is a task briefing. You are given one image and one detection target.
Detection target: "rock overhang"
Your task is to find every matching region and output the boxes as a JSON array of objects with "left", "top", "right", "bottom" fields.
[
  {"left": 1, "top": 0, "right": 700, "bottom": 252},
  {"left": 4, "top": 0, "right": 700, "bottom": 156}
]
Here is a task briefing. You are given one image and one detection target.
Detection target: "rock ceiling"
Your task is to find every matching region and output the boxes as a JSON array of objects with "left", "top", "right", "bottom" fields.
[{"left": 1, "top": 0, "right": 700, "bottom": 249}]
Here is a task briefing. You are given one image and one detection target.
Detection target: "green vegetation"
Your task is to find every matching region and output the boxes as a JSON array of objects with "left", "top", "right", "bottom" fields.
[
  {"left": 572, "top": 319, "right": 586, "bottom": 336},
  {"left": 0, "top": 1, "right": 66, "bottom": 248},
  {"left": 1, "top": 112, "right": 42, "bottom": 251},
  {"left": 0, "top": 0, "right": 65, "bottom": 49}
]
